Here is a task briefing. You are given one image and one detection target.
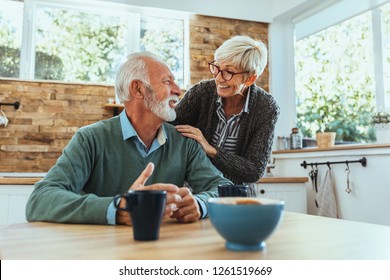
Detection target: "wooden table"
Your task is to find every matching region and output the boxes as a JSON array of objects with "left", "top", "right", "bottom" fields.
[{"left": 1, "top": 212, "right": 389, "bottom": 260}]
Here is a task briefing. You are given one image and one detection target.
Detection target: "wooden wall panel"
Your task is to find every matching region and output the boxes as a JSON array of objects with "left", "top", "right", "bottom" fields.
[{"left": 0, "top": 79, "right": 114, "bottom": 172}]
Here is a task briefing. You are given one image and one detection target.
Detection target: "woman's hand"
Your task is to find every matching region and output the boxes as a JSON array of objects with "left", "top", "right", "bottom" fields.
[{"left": 175, "top": 125, "right": 217, "bottom": 158}]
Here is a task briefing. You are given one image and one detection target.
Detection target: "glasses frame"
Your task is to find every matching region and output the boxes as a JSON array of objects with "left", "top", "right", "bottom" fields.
[{"left": 208, "top": 61, "right": 249, "bottom": 81}]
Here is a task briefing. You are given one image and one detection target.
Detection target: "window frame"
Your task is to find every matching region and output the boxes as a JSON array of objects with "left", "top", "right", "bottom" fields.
[
  {"left": 269, "top": 0, "right": 390, "bottom": 145},
  {"left": 15, "top": 0, "right": 189, "bottom": 87}
]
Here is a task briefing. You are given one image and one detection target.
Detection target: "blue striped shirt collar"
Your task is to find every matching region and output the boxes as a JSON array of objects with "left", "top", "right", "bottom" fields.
[{"left": 119, "top": 110, "right": 167, "bottom": 145}]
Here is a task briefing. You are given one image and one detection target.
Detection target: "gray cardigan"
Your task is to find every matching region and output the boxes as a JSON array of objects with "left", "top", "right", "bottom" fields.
[{"left": 173, "top": 79, "right": 280, "bottom": 184}]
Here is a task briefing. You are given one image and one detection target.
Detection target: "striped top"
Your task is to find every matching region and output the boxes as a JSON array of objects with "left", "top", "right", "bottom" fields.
[{"left": 211, "top": 94, "right": 250, "bottom": 154}]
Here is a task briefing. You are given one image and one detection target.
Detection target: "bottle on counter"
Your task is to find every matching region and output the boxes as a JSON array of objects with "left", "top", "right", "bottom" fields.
[
  {"left": 277, "top": 136, "right": 290, "bottom": 150},
  {"left": 290, "top": 127, "right": 303, "bottom": 149}
]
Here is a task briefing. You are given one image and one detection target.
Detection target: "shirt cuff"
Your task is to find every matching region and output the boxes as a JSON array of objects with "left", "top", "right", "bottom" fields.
[
  {"left": 106, "top": 200, "right": 117, "bottom": 225},
  {"left": 195, "top": 196, "right": 208, "bottom": 219}
]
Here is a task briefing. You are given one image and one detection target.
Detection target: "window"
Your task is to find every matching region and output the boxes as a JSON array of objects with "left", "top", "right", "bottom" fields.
[
  {"left": 141, "top": 16, "right": 185, "bottom": 87},
  {"left": 0, "top": 0, "right": 189, "bottom": 87},
  {"left": 34, "top": 6, "right": 129, "bottom": 83},
  {"left": 294, "top": 2, "right": 390, "bottom": 143},
  {"left": 382, "top": 4, "right": 390, "bottom": 107},
  {"left": 0, "top": 0, "right": 23, "bottom": 78}
]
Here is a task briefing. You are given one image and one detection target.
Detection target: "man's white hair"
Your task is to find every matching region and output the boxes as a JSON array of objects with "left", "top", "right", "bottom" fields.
[{"left": 115, "top": 51, "right": 164, "bottom": 103}]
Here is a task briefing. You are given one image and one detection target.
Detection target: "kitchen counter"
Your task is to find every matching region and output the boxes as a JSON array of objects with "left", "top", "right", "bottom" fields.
[
  {"left": 0, "top": 177, "right": 43, "bottom": 185},
  {"left": 0, "top": 176, "right": 308, "bottom": 185},
  {"left": 258, "top": 176, "right": 308, "bottom": 183}
]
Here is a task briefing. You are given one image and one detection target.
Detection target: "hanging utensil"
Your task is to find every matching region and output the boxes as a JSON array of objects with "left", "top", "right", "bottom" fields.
[
  {"left": 309, "top": 164, "right": 315, "bottom": 191},
  {"left": 314, "top": 164, "right": 318, "bottom": 193},
  {"left": 345, "top": 162, "right": 351, "bottom": 194},
  {"left": 0, "top": 110, "right": 9, "bottom": 127},
  {"left": 314, "top": 164, "right": 319, "bottom": 208}
]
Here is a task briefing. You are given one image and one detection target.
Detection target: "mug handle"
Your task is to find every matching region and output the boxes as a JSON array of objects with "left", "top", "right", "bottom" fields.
[
  {"left": 240, "top": 186, "right": 250, "bottom": 197},
  {"left": 113, "top": 194, "right": 128, "bottom": 211}
]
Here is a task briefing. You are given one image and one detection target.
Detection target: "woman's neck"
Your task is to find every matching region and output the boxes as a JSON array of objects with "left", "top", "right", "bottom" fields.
[{"left": 222, "top": 92, "right": 247, "bottom": 118}]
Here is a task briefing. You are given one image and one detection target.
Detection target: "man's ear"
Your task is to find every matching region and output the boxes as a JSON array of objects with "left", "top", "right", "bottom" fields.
[
  {"left": 130, "top": 80, "right": 144, "bottom": 99},
  {"left": 244, "top": 75, "right": 257, "bottom": 86}
]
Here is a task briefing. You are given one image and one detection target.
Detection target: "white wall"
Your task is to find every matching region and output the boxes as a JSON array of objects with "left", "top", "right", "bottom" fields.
[
  {"left": 103, "top": 0, "right": 324, "bottom": 23},
  {"left": 269, "top": 20, "right": 297, "bottom": 139}
]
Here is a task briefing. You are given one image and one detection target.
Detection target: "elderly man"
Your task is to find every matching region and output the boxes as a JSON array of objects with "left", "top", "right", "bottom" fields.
[{"left": 26, "top": 52, "right": 231, "bottom": 225}]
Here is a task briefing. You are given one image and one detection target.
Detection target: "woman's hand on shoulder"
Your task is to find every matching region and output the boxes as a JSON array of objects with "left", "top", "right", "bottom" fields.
[{"left": 175, "top": 125, "right": 217, "bottom": 158}]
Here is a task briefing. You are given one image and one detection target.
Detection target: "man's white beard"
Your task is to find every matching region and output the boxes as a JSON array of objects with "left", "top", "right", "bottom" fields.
[{"left": 144, "top": 87, "right": 177, "bottom": 122}]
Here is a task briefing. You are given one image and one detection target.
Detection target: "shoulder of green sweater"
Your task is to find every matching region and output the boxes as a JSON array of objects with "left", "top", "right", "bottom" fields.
[
  {"left": 163, "top": 122, "right": 201, "bottom": 147},
  {"left": 77, "top": 116, "right": 121, "bottom": 136}
]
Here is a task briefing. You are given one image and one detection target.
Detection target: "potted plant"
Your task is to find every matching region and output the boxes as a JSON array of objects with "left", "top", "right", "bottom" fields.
[
  {"left": 372, "top": 110, "right": 390, "bottom": 143},
  {"left": 316, "top": 122, "right": 336, "bottom": 149}
]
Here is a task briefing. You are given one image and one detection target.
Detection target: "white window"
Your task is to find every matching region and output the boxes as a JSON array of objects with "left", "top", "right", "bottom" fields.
[
  {"left": 0, "top": 0, "right": 189, "bottom": 88},
  {"left": 294, "top": 2, "right": 389, "bottom": 143},
  {"left": 382, "top": 4, "right": 390, "bottom": 108},
  {"left": 0, "top": 0, "right": 24, "bottom": 78}
]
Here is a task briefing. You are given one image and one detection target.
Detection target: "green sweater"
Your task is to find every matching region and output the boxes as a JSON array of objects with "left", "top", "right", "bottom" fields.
[{"left": 26, "top": 116, "right": 231, "bottom": 224}]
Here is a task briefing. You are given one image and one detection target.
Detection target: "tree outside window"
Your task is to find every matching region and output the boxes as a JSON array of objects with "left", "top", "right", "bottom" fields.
[
  {"left": 35, "top": 7, "right": 128, "bottom": 83},
  {"left": 382, "top": 3, "right": 390, "bottom": 108},
  {"left": 140, "top": 16, "right": 185, "bottom": 87},
  {"left": 295, "top": 10, "right": 378, "bottom": 143},
  {"left": 0, "top": 0, "right": 187, "bottom": 88},
  {"left": 0, "top": 0, "right": 23, "bottom": 78}
]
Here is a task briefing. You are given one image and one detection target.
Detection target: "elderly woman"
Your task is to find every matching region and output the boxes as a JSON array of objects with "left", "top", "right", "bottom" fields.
[{"left": 173, "top": 35, "right": 279, "bottom": 191}]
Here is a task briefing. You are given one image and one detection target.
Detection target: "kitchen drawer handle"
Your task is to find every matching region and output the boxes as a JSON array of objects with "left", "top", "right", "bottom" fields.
[{"left": 260, "top": 189, "right": 265, "bottom": 194}]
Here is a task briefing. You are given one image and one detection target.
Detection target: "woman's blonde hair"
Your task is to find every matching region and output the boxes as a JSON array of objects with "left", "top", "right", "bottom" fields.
[{"left": 214, "top": 35, "right": 268, "bottom": 78}]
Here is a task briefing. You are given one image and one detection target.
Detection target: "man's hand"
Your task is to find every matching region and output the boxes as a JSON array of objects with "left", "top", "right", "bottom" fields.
[
  {"left": 116, "top": 162, "right": 181, "bottom": 225},
  {"left": 170, "top": 187, "right": 201, "bottom": 223}
]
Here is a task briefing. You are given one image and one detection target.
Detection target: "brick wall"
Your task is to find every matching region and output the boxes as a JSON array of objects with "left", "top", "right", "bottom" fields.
[
  {"left": 0, "top": 79, "right": 114, "bottom": 172},
  {"left": 0, "top": 14, "right": 269, "bottom": 173},
  {"left": 189, "top": 15, "right": 269, "bottom": 91}
]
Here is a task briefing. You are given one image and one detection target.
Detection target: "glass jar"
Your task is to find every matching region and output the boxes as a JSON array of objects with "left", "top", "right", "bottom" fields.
[
  {"left": 290, "top": 127, "right": 303, "bottom": 149},
  {"left": 277, "top": 136, "right": 291, "bottom": 150}
]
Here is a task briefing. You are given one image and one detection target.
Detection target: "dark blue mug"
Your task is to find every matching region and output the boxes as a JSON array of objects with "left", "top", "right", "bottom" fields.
[
  {"left": 114, "top": 190, "right": 166, "bottom": 241},
  {"left": 218, "top": 184, "right": 252, "bottom": 197}
]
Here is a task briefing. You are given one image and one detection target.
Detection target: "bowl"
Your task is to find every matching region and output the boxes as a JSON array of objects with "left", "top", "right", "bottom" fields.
[{"left": 208, "top": 197, "right": 284, "bottom": 251}]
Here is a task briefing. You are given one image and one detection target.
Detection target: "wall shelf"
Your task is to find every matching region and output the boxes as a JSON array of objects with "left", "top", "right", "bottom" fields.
[{"left": 104, "top": 103, "right": 124, "bottom": 116}]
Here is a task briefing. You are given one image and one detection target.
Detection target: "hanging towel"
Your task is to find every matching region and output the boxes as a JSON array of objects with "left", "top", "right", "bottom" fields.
[{"left": 316, "top": 169, "right": 338, "bottom": 218}]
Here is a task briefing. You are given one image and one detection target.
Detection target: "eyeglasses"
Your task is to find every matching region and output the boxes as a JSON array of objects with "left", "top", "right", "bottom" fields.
[{"left": 208, "top": 61, "right": 249, "bottom": 81}]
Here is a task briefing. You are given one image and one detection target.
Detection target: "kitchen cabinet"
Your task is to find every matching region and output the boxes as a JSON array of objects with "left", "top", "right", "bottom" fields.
[
  {"left": 255, "top": 177, "right": 308, "bottom": 213},
  {"left": 272, "top": 145, "right": 390, "bottom": 226},
  {"left": 0, "top": 174, "right": 43, "bottom": 225},
  {"left": 0, "top": 185, "right": 34, "bottom": 225}
]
